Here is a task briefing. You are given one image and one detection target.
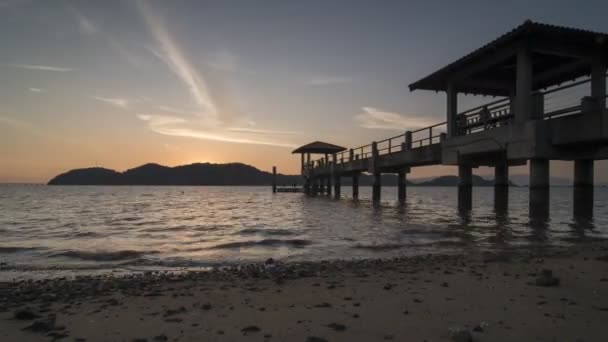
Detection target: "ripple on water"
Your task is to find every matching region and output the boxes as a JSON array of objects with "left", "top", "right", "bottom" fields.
[{"left": 209, "top": 239, "right": 313, "bottom": 249}]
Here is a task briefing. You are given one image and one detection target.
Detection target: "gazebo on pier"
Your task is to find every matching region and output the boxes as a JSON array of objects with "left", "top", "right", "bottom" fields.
[{"left": 292, "top": 141, "right": 346, "bottom": 195}]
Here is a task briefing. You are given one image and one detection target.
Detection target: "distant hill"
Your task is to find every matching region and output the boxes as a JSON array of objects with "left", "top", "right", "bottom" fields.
[
  {"left": 49, "top": 162, "right": 516, "bottom": 186},
  {"left": 48, "top": 163, "right": 302, "bottom": 186}
]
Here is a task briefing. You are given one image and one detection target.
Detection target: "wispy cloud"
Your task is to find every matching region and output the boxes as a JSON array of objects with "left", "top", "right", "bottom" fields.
[
  {"left": 304, "top": 75, "right": 352, "bottom": 86},
  {"left": 66, "top": 5, "right": 98, "bottom": 35},
  {"left": 7, "top": 64, "right": 74, "bottom": 72},
  {"left": 355, "top": 107, "right": 436, "bottom": 130},
  {"left": 92, "top": 96, "right": 128, "bottom": 108},
  {"left": 28, "top": 87, "right": 46, "bottom": 93},
  {"left": 138, "top": 1, "right": 219, "bottom": 121},
  {"left": 226, "top": 127, "right": 302, "bottom": 136}
]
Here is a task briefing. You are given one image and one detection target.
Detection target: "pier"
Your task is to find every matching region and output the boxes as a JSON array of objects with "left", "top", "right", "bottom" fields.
[{"left": 291, "top": 21, "right": 608, "bottom": 218}]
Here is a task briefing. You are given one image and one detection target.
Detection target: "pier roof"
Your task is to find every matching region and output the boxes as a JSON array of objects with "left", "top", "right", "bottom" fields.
[
  {"left": 292, "top": 141, "right": 346, "bottom": 154},
  {"left": 409, "top": 20, "right": 608, "bottom": 96}
]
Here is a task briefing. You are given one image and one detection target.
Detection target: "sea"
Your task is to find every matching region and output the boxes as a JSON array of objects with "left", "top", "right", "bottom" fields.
[{"left": 1, "top": 185, "right": 607, "bottom": 280}]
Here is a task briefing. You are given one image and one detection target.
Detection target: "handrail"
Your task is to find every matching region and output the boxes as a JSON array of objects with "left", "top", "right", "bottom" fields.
[{"left": 458, "top": 97, "right": 510, "bottom": 117}]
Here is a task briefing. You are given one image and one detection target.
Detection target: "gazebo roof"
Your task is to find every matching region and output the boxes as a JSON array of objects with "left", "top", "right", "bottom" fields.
[
  {"left": 292, "top": 141, "right": 347, "bottom": 154},
  {"left": 408, "top": 20, "right": 608, "bottom": 96}
]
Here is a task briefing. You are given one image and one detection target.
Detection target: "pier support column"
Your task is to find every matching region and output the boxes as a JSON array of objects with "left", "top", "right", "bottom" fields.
[
  {"left": 312, "top": 177, "right": 319, "bottom": 196},
  {"left": 494, "top": 163, "right": 509, "bottom": 213},
  {"left": 334, "top": 176, "right": 341, "bottom": 199},
  {"left": 447, "top": 84, "right": 458, "bottom": 137},
  {"left": 458, "top": 164, "right": 473, "bottom": 211},
  {"left": 318, "top": 177, "right": 325, "bottom": 195},
  {"left": 529, "top": 159, "right": 550, "bottom": 221},
  {"left": 573, "top": 160, "right": 594, "bottom": 220},
  {"left": 371, "top": 142, "right": 381, "bottom": 203},
  {"left": 515, "top": 46, "right": 533, "bottom": 123},
  {"left": 352, "top": 174, "right": 359, "bottom": 199},
  {"left": 397, "top": 169, "right": 409, "bottom": 203},
  {"left": 591, "top": 57, "right": 607, "bottom": 110},
  {"left": 272, "top": 166, "right": 277, "bottom": 193}
]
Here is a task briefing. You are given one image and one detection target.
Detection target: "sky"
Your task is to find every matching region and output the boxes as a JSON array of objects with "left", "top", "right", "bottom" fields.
[{"left": 1, "top": 0, "right": 608, "bottom": 183}]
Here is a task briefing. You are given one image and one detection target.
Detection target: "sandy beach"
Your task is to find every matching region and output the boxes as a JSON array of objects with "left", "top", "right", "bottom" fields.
[{"left": 2, "top": 243, "right": 608, "bottom": 342}]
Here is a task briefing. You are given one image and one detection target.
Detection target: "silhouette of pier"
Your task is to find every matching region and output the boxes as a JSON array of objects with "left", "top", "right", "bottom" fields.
[{"left": 288, "top": 21, "right": 608, "bottom": 219}]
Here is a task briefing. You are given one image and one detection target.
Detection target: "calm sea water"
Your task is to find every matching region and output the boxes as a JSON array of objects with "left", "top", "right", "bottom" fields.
[{"left": 1, "top": 185, "right": 607, "bottom": 279}]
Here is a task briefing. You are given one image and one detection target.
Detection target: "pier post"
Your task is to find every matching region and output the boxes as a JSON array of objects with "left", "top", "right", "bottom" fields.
[
  {"left": 397, "top": 168, "right": 408, "bottom": 203},
  {"left": 405, "top": 131, "right": 412, "bottom": 149},
  {"left": 272, "top": 166, "right": 277, "bottom": 193},
  {"left": 529, "top": 159, "right": 550, "bottom": 221},
  {"left": 591, "top": 57, "right": 607, "bottom": 109},
  {"left": 494, "top": 163, "right": 509, "bottom": 212},
  {"left": 447, "top": 84, "right": 458, "bottom": 137},
  {"left": 352, "top": 173, "right": 359, "bottom": 199},
  {"left": 458, "top": 164, "right": 473, "bottom": 211},
  {"left": 515, "top": 46, "right": 533, "bottom": 123},
  {"left": 318, "top": 177, "right": 325, "bottom": 195},
  {"left": 312, "top": 177, "right": 319, "bottom": 196},
  {"left": 573, "top": 160, "right": 594, "bottom": 220},
  {"left": 371, "top": 142, "right": 381, "bottom": 203},
  {"left": 349, "top": 149, "right": 354, "bottom": 162},
  {"left": 332, "top": 154, "right": 340, "bottom": 198}
]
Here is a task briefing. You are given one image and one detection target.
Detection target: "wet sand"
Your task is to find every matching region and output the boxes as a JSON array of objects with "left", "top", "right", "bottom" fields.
[{"left": 2, "top": 244, "right": 608, "bottom": 341}]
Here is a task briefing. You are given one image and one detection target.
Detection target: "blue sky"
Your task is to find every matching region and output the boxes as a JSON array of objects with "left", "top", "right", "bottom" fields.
[{"left": 1, "top": 0, "right": 607, "bottom": 182}]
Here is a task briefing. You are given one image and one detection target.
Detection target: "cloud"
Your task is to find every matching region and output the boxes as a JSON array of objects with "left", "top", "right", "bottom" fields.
[
  {"left": 7, "top": 64, "right": 74, "bottom": 72},
  {"left": 92, "top": 96, "right": 128, "bottom": 108},
  {"left": 304, "top": 75, "right": 352, "bottom": 86},
  {"left": 137, "top": 113, "right": 298, "bottom": 148},
  {"left": 66, "top": 5, "right": 98, "bottom": 35},
  {"left": 226, "top": 127, "right": 302, "bottom": 136},
  {"left": 28, "top": 87, "right": 46, "bottom": 93},
  {"left": 355, "top": 107, "right": 436, "bottom": 130},
  {"left": 138, "top": 1, "right": 219, "bottom": 120}
]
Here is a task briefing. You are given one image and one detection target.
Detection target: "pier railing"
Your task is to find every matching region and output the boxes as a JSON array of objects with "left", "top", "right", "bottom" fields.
[{"left": 308, "top": 74, "right": 607, "bottom": 170}]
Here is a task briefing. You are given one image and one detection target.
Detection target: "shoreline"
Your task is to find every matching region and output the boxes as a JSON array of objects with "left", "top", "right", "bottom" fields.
[{"left": 2, "top": 242, "right": 608, "bottom": 341}]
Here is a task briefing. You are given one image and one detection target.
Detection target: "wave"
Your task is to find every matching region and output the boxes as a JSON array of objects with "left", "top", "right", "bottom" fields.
[
  {"left": 0, "top": 246, "right": 41, "bottom": 254},
  {"left": 51, "top": 249, "right": 158, "bottom": 262},
  {"left": 236, "top": 228, "right": 296, "bottom": 236},
  {"left": 352, "top": 243, "right": 405, "bottom": 251},
  {"left": 209, "top": 239, "right": 312, "bottom": 250}
]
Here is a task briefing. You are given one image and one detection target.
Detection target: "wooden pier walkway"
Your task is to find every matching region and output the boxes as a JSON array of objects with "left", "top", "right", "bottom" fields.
[{"left": 284, "top": 21, "right": 608, "bottom": 219}]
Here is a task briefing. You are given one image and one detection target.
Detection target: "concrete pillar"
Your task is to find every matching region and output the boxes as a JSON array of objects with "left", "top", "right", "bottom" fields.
[
  {"left": 447, "top": 84, "right": 458, "bottom": 137},
  {"left": 405, "top": 131, "right": 412, "bottom": 149},
  {"left": 591, "top": 57, "right": 607, "bottom": 109},
  {"left": 372, "top": 142, "right": 381, "bottom": 203},
  {"left": 515, "top": 46, "right": 533, "bottom": 123},
  {"left": 574, "top": 160, "right": 594, "bottom": 188},
  {"left": 272, "top": 166, "right": 277, "bottom": 193},
  {"left": 458, "top": 164, "right": 472, "bottom": 211},
  {"left": 312, "top": 177, "right": 319, "bottom": 196},
  {"left": 397, "top": 170, "right": 407, "bottom": 203},
  {"left": 529, "top": 159, "right": 549, "bottom": 189},
  {"left": 349, "top": 149, "right": 354, "bottom": 162},
  {"left": 494, "top": 163, "right": 509, "bottom": 213},
  {"left": 306, "top": 153, "right": 311, "bottom": 168},
  {"left": 334, "top": 176, "right": 341, "bottom": 199},
  {"left": 352, "top": 174, "right": 359, "bottom": 199},
  {"left": 318, "top": 177, "right": 325, "bottom": 195},
  {"left": 304, "top": 177, "right": 311, "bottom": 195},
  {"left": 300, "top": 154, "right": 305, "bottom": 175},
  {"left": 326, "top": 175, "right": 332, "bottom": 196},
  {"left": 494, "top": 163, "right": 509, "bottom": 187},
  {"left": 529, "top": 159, "right": 550, "bottom": 221},
  {"left": 573, "top": 160, "right": 594, "bottom": 220}
]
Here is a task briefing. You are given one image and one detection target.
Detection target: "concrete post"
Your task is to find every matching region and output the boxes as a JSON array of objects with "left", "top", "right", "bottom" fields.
[
  {"left": 318, "top": 177, "right": 325, "bottom": 195},
  {"left": 494, "top": 163, "right": 509, "bottom": 212},
  {"left": 529, "top": 159, "right": 549, "bottom": 189},
  {"left": 529, "top": 159, "right": 550, "bottom": 221},
  {"left": 349, "top": 149, "right": 354, "bottom": 162},
  {"left": 326, "top": 175, "right": 332, "bottom": 196},
  {"left": 272, "top": 166, "right": 277, "bottom": 193},
  {"left": 447, "top": 83, "right": 458, "bottom": 138},
  {"left": 312, "top": 177, "right": 319, "bottom": 196},
  {"left": 300, "top": 153, "right": 305, "bottom": 175},
  {"left": 591, "top": 57, "right": 607, "bottom": 109},
  {"left": 572, "top": 160, "right": 594, "bottom": 221},
  {"left": 372, "top": 142, "right": 381, "bottom": 203},
  {"left": 458, "top": 164, "right": 472, "bottom": 211},
  {"left": 494, "top": 163, "right": 509, "bottom": 187},
  {"left": 515, "top": 46, "right": 533, "bottom": 123},
  {"left": 398, "top": 169, "right": 407, "bottom": 203},
  {"left": 352, "top": 173, "right": 359, "bottom": 199},
  {"left": 306, "top": 153, "right": 311, "bottom": 168},
  {"left": 405, "top": 131, "right": 413, "bottom": 149},
  {"left": 574, "top": 160, "right": 594, "bottom": 188},
  {"left": 334, "top": 175, "right": 341, "bottom": 199}
]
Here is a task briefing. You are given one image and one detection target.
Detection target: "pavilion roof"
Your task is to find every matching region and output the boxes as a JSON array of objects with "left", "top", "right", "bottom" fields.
[
  {"left": 292, "top": 141, "right": 347, "bottom": 154},
  {"left": 408, "top": 20, "right": 608, "bottom": 96}
]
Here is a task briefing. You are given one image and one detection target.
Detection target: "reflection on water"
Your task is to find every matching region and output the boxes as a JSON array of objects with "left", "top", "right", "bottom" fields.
[{"left": 0, "top": 185, "right": 606, "bottom": 276}]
